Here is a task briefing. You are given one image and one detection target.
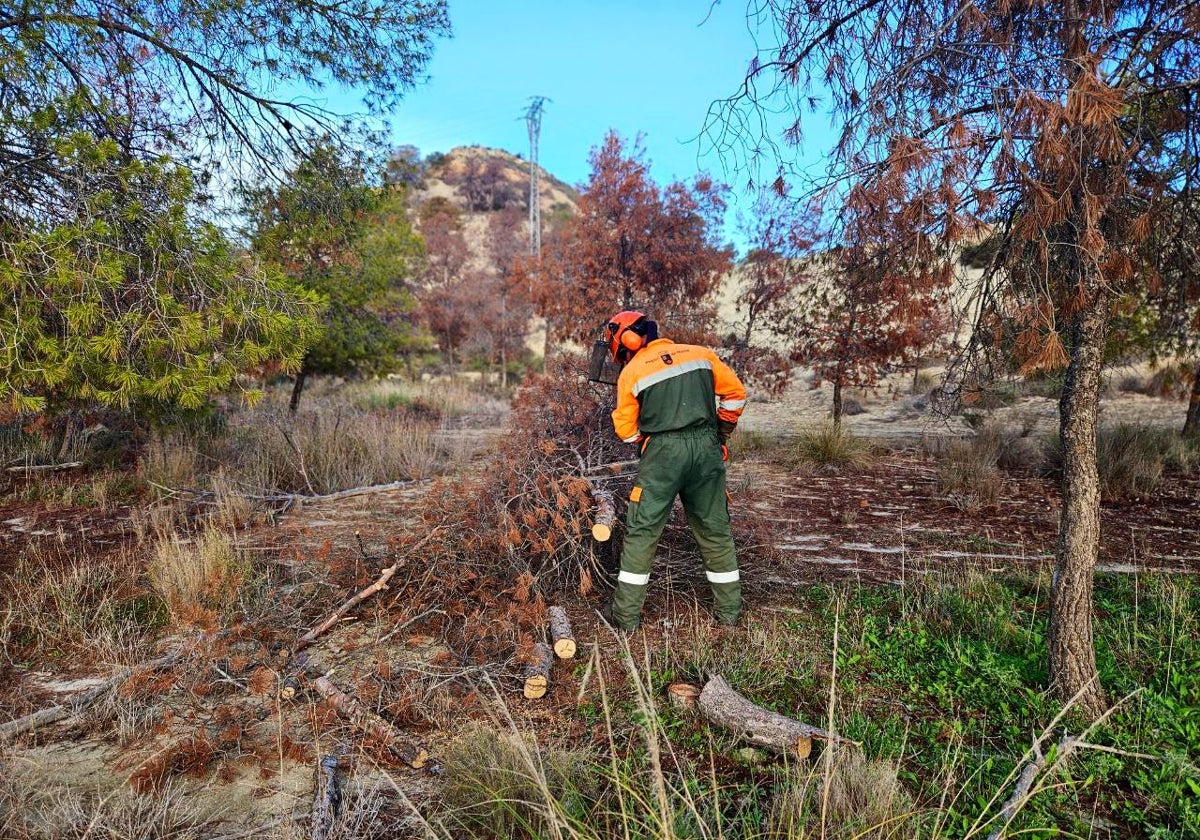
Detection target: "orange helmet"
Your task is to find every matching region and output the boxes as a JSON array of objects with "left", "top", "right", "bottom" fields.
[{"left": 606, "top": 310, "right": 650, "bottom": 364}]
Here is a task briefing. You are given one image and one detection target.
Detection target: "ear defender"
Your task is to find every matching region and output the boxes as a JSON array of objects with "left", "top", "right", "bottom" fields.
[{"left": 620, "top": 330, "right": 644, "bottom": 352}]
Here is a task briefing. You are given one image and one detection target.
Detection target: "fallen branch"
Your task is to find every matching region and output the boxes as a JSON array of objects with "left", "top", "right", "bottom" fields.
[
  {"left": 697, "top": 674, "right": 857, "bottom": 759},
  {"left": 311, "top": 754, "right": 342, "bottom": 840},
  {"left": 4, "top": 461, "right": 85, "bottom": 474},
  {"left": 985, "top": 733, "right": 1079, "bottom": 840},
  {"left": 582, "top": 460, "right": 639, "bottom": 475},
  {"left": 308, "top": 675, "right": 428, "bottom": 769},
  {"left": 295, "top": 530, "right": 440, "bottom": 651},
  {"left": 0, "top": 653, "right": 178, "bottom": 742},
  {"left": 548, "top": 606, "right": 577, "bottom": 659}
]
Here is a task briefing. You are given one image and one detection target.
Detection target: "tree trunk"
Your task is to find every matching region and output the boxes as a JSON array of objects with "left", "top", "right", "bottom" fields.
[
  {"left": 1049, "top": 291, "right": 1108, "bottom": 718},
  {"left": 832, "top": 376, "right": 844, "bottom": 424},
  {"left": 1183, "top": 361, "right": 1200, "bottom": 438},
  {"left": 590, "top": 486, "right": 616, "bottom": 542},
  {"left": 500, "top": 294, "right": 508, "bottom": 389},
  {"left": 289, "top": 366, "right": 309, "bottom": 413}
]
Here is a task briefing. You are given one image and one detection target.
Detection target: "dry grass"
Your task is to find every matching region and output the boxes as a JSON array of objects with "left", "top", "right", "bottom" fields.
[
  {"left": 227, "top": 407, "right": 446, "bottom": 495},
  {"left": 1041, "top": 423, "right": 1199, "bottom": 499},
  {"left": 766, "top": 749, "right": 912, "bottom": 839},
  {"left": 139, "top": 384, "right": 472, "bottom": 499},
  {"left": 438, "top": 725, "right": 599, "bottom": 837},
  {"left": 0, "top": 546, "right": 161, "bottom": 667},
  {"left": 147, "top": 526, "right": 250, "bottom": 624},
  {"left": 938, "top": 437, "right": 1004, "bottom": 511},
  {"left": 793, "top": 422, "right": 873, "bottom": 468},
  {"left": 0, "top": 772, "right": 212, "bottom": 840}
]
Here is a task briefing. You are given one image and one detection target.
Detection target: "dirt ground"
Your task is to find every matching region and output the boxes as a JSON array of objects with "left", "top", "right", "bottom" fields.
[{"left": 1, "top": 371, "right": 1196, "bottom": 833}]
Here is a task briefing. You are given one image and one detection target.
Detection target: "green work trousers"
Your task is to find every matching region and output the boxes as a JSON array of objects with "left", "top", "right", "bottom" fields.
[{"left": 609, "top": 425, "right": 740, "bottom": 630}]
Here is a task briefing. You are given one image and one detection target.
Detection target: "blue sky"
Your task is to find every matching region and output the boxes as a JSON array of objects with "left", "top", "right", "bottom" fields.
[{"left": 362, "top": 1, "right": 836, "bottom": 247}]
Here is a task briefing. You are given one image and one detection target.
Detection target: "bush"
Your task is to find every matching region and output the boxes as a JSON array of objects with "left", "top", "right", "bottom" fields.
[
  {"left": 1041, "top": 423, "right": 1199, "bottom": 499},
  {"left": 938, "top": 437, "right": 1004, "bottom": 511},
  {"left": 794, "top": 422, "right": 872, "bottom": 468}
]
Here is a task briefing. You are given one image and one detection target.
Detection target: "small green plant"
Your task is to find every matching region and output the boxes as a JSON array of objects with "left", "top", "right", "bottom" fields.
[{"left": 793, "top": 422, "right": 873, "bottom": 468}]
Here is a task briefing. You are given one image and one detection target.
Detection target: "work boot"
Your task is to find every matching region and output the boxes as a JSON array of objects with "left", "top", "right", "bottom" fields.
[
  {"left": 714, "top": 610, "right": 741, "bottom": 628},
  {"left": 600, "top": 603, "right": 639, "bottom": 634}
]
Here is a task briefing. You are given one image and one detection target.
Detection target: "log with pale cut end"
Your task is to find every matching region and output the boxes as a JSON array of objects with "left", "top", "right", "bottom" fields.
[
  {"left": 698, "top": 674, "right": 856, "bottom": 759},
  {"left": 668, "top": 683, "right": 701, "bottom": 710},
  {"left": 548, "top": 606, "right": 577, "bottom": 659},
  {"left": 591, "top": 487, "right": 616, "bottom": 542},
  {"left": 523, "top": 642, "right": 553, "bottom": 699}
]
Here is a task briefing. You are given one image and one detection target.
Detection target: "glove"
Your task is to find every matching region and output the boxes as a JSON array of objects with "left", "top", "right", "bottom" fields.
[
  {"left": 721, "top": 444, "right": 729, "bottom": 462},
  {"left": 718, "top": 419, "right": 737, "bottom": 444}
]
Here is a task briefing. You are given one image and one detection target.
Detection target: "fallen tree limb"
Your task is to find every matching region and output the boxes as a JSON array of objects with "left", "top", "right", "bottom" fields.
[
  {"left": 0, "top": 653, "right": 178, "bottom": 742},
  {"left": 985, "top": 733, "right": 1079, "bottom": 840},
  {"left": 295, "top": 530, "right": 440, "bottom": 651},
  {"left": 308, "top": 675, "right": 428, "bottom": 769},
  {"left": 4, "top": 461, "right": 85, "bottom": 474},
  {"left": 548, "top": 606, "right": 577, "bottom": 659},
  {"left": 311, "top": 754, "right": 342, "bottom": 840},
  {"left": 582, "top": 460, "right": 639, "bottom": 475},
  {"left": 247, "top": 479, "right": 434, "bottom": 505},
  {"left": 697, "top": 674, "right": 857, "bottom": 759}
]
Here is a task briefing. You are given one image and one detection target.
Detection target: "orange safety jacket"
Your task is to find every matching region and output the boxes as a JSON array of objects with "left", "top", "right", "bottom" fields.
[{"left": 611, "top": 338, "right": 747, "bottom": 444}]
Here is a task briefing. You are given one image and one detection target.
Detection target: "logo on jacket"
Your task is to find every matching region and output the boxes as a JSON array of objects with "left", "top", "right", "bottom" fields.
[{"left": 660, "top": 353, "right": 673, "bottom": 365}]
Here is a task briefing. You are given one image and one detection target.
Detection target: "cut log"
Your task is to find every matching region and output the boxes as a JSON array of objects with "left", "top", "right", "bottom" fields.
[
  {"left": 697, "top": 674, "right": 856, "bottom": 759},
  {"left": 308, "top": 675, "right": 428, "bottom": 769},
  {"left": 547, "top": 606, "right": 577, "bottom": 659},
  {"left": 523, "top": 642, "right": 553, "bottom": 699},
  {"left": 667, "top": 683, "right": 701, "bottom": 710},
  {"left": 311, "top": 754, "right": 342, "bottom": 840},
  {"left": 591, "top": 487, "right": 616, "bottom": 542}
]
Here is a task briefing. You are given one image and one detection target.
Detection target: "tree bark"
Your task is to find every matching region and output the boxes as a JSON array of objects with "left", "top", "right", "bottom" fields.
[
  {"left": 308, "top": 675, "right": 428, "bottom": 768},
  {"left": 1183, "top": 361, "right": 1200, "bottom": 438},
  {"left": 1049, "top": 291, "right": 1108, "bottom": 718},
  {"left": 547, "top": 606, "right": 577, "bottom": 659},
  {"left": 832, "top": 376, "right": 844, "bottom": 424}
]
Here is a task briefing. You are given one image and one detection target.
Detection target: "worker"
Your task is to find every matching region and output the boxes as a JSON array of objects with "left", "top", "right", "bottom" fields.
[{"left": 601, "top": 310, "right": 747, "bottom": 632}]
